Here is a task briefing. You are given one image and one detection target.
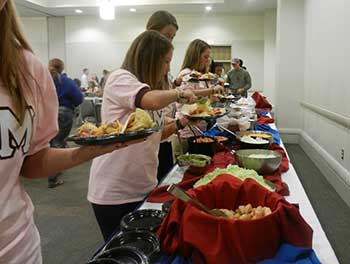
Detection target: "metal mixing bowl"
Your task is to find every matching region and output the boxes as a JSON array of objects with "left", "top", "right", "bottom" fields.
[
  {"left": 235, "top": 149, "right": 282, "bottom": 175},
  {"left": 236, "top": 130, "right": 273, "bottom": 149}
]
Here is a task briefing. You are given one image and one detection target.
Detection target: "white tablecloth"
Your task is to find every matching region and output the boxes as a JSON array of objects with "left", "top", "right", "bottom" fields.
[{"left": 140, "top": 123, "right": 339, "bottom": 263}]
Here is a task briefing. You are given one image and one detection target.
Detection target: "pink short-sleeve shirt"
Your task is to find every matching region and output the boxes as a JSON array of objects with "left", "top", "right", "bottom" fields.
[
  {"left": 88, "top": 69, "right": 164, "bottom": 205},
  {"left": 0, "top": 50, "right": 59, "bottom": 263}
]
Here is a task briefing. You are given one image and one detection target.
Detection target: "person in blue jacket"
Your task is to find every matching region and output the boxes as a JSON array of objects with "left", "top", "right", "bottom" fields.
[{"left": 48, "top": 58, "right": 84, "bottom": 187}]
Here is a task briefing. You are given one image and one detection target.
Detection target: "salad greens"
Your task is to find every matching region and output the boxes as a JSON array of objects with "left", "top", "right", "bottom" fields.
[{"left": 194, "top": 164, "right": 274, "bottom": 191}]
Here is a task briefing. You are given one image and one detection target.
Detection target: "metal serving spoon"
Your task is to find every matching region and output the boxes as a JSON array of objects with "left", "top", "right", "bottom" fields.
[{"left": 167, "top": 184, "right": 227, "bottom": 218}]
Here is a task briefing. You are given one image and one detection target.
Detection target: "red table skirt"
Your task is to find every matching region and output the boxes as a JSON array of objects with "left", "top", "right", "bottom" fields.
[{"left": 158, "top": 175, "right": 313, "bottom": 264}]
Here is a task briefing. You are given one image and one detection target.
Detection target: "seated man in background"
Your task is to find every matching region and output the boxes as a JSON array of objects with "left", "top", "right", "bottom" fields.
[{"left": 226, "top": 58, "right": 251, "bottom": 97}]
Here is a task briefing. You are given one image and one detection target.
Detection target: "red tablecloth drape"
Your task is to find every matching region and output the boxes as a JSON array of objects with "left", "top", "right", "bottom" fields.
[
  {"left": 157, "top": 175, "right": 313, "bottom": 264},
  {"left": 252, "top": 92, "right": 272, "bottom": 111}
]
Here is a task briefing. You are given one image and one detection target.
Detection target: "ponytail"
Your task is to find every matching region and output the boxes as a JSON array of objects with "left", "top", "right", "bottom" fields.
[{"left": 48, "top": 58, "right": 64, "bottom": 83}]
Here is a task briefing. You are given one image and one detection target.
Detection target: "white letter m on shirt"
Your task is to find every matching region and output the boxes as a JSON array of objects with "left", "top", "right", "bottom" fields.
[{"left": 0, "top": 107, "right": 34, "bottom": 159}]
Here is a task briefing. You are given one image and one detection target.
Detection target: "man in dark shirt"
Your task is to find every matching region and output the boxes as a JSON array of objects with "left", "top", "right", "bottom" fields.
[
  {"left": 226, "top": 58, "right": 252, "bottom": 97},
  {"left": 48, "top": 58, "right": 84, "bottom": 187}
]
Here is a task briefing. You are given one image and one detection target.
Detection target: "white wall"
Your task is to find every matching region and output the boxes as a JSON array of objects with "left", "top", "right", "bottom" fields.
[
  {"left": 48, "top": 17, "right": 66, "bottom": 61},
  {"left": 64, "top": 13, "right": 265, "bottom": 87},
  {"left": 20, "top": 13, "right": 272, "bottom": 90},
  {"left": 21, "top": 17, "right": 48, "bottom": 64},
  {"left": 275, "top": 0, "right": 305, "bottom": 130},
  {"left": 301, "top": 0, "right": 350, "bottom": 195},
  {"left": 263, "top": 9, "right": 276, "bottom": 104},
  {"left": 273, "top": 0, "right": 350, "bottom": 205}
]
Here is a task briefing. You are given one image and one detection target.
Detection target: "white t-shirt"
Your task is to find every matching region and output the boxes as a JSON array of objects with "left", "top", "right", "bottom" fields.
[
  {"left": 88, "top": 69, "right": 164, "bottom": 205},
  {"left": 81, "top": 73, "right": 89, "bottom": 88},
  {"left": 0, "top": 50, "right": 58, "bottom": 263}
]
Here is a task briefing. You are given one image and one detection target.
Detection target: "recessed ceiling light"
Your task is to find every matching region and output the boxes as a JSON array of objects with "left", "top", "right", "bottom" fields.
[
  {"left": 75, "top": 9, "right": 83, "bottom": 14},
  {"left": 205, "top": 6, "right": 212, "bottom": 11},
  {"left": 99, "top": 0, "right": 115, "bottom": 20},
  {"left": 129, "top": 8, "right": 136, "bottom": 12}
]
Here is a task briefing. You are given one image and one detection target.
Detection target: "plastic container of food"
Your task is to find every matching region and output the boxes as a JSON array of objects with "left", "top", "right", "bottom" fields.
[{"left": 188, "top": 136, "right": 216, "bottom": 157}]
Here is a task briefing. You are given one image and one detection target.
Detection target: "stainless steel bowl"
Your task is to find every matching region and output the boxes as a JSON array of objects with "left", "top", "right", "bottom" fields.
[
  {"left": 236, "top": 130, "right": 274, "bottom": 149},
  {"left": 235, "top": 149, "right": 282, "bottom": 175}
]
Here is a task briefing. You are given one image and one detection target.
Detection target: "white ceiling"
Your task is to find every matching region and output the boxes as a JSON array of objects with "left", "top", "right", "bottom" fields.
[{"left": 15, "top": 0, "right": 277, "bottom": 17}]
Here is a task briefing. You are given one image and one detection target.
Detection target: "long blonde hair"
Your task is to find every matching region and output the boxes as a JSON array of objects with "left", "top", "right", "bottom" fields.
[
  {"left": 181, "top": 39, "right": 211, "bottom": 73},
  {"left": 121, "top": 30, "right": 173, "bottom": 90},
  {"left": 0, "top": 0, "right": 33, "bottom": 122}
]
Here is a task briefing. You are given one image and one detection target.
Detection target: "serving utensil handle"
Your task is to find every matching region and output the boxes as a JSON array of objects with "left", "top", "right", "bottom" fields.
[{"left": 167, "top": 184, "right": 212, "bottom": 214}]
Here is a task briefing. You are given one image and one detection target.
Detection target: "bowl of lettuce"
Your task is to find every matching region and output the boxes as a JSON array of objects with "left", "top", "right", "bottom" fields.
[{"left": 194, "top": 164, "right": 274, "bottom": 191}]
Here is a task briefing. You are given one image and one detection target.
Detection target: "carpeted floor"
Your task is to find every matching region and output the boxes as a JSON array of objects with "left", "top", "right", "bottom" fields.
[{"left": 21, "top": 144, "right": 350, "bottom": 264}]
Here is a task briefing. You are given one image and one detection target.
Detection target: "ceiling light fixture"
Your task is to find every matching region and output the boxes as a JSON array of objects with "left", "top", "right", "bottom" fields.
[
  {"left": 75, "top": 9, "right": 83, "bottom": 14},
  {"left": 129, "top": 8, "right": 136, "bottom": 12},
  {"left": 205, "top": 6, "right": 212, "bottom": 11},
  {"left": 99, "top": 0, "right": 115, "bottom": 20}
]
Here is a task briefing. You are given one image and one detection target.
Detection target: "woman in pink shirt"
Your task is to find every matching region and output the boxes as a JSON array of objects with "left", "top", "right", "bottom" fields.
[
  {"left": 88, "top": 30, "right": 197, "bottom": 241},
  {"left": 0, "top": 1, "right": 140, "bottom": 263},
  {"left": 146, "top": 11, "right": 179, "bottom": 182},
  {"left": 176, "top": 39, "right": 217, "bottom": 91}
]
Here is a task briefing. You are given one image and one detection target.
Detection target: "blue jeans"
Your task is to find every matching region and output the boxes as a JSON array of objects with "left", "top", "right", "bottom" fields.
[
  {"left": 49, "top": 106, "right": 74, "bottom": 183},
  {"left": 51, "top": 106, "right": 74, "bottom": 148}
]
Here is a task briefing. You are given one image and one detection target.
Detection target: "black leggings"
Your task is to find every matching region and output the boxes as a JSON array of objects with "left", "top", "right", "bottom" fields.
[
  {"left": 157, "top": 142, "right": 174, "bottom": 182},
  {"left": 91, "top": 202, "right": 140, "bottom": 241}
]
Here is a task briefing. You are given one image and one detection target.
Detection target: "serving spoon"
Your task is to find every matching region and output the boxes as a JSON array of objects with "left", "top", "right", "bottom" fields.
[{"left": 167, "top": 184, "right": 228, "bottom": 218}]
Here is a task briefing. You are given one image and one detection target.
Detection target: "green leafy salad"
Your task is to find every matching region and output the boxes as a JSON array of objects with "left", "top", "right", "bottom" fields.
[{"left": 194, "top": 164, "right": 274, "bottom": 191}]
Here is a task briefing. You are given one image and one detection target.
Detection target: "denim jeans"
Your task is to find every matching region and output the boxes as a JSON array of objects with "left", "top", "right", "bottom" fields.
[
  {"left": 49, "top": 106, "right": 74, "bottom": 183},
  {"left": 51, "top": 106, "right": 74, "bottom": 148}
]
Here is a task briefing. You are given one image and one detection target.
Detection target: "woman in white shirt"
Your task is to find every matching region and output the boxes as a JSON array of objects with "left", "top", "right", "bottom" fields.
[
  {"left": 0, "top": 1, "right": 140, "bottom": 262},
  {"left": 88, "top": 30, "right": 196, "bottom": 241}
]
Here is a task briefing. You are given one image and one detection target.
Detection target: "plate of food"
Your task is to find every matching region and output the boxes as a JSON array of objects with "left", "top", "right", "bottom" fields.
[
  {"left": 198, "top": 72, "right": 215, "bottom": 81},
  {"left": 184, "top": 71, "right": 216, "bottom": 82},
  {"left": 180, "top": 101, "right": 226, "bottom": 121},
  {"left": 67, "top": 108, "right": 159, "bottom": 146}
]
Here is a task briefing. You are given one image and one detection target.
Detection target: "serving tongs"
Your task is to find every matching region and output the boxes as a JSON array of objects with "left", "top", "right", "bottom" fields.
[
  {"left": 216, "top": 124, "right": 239, "bottom": 139},
  {"left": 167, "top": 184, "right": 228, "bottom": 218}
]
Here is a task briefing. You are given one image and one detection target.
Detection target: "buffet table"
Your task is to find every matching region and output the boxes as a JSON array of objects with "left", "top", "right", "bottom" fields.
[
  {"left": 139, "top": 123, "right": 339, "bottom": 263},
  {"left": 90, "top": 94, "right": 339, "bottom": 263}
]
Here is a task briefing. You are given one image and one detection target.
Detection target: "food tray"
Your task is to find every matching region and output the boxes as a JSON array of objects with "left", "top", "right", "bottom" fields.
[{"left": 67, "top": 127, "right": 160, "bottom": 146}]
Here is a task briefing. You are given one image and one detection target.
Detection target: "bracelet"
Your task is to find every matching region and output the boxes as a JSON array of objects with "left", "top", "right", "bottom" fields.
[
  {"left": 174, "top": 89, "right": 180, "bottom": 101},
  {"left": 175, "top": 89, "right": 186, "bottom": 103}
]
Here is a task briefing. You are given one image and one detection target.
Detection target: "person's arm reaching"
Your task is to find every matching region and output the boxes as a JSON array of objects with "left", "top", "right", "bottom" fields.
[
  {"left": 161, "top": 116, "right": 189, "bottom": 140},
  {"left": 140, "top": 89, "right": 196, "bottom": 110}
]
